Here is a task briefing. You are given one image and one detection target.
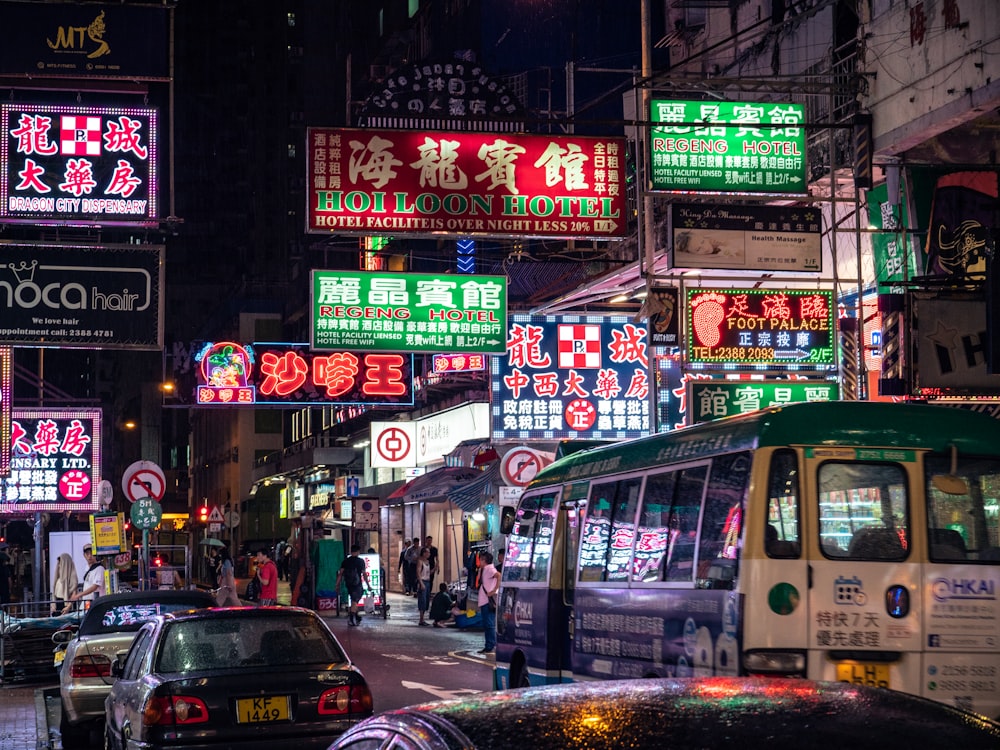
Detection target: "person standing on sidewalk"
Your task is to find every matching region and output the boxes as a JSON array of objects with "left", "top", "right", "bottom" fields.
[
  {"left": 424, "top": 535, "right": 440, "bottom": 591},
  {"left": 398, "top": 539, "right": 412, "bottom": 595},
  {"left": 255, "top": 548, "right": 279, "bottom": 606},
  {"left": 215, "top": 546, "right": 242, "bottom": 606},
  {"left": 416, "top": 547, "right": 432, "bottom": 626},
  {"left": 336, "top": 545, "right": 371, "bottom": 626},
  {"left": 477, "top": 551, "right": 499, "bottom": 654}
]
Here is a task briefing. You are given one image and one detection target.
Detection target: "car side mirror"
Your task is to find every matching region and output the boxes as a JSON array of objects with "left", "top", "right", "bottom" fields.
[
  {"left": 500, "top": 506, "right": 516, "bottom": 535},
  {"left": 51, "top": 627, "right": 76, "bottom": 645}
]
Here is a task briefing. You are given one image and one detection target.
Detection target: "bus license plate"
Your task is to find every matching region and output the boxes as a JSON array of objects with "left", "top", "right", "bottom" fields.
[
  {"left": 235, "top": 695, "right": 290, "bottom": 723},
  {"left": 836, "top": 662, "right": 890, "bottom": 688}
]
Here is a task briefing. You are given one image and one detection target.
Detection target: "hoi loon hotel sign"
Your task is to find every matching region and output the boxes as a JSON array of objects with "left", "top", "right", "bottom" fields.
[{"left": 306, "top": 127, "right": 627, "bottom": 239}]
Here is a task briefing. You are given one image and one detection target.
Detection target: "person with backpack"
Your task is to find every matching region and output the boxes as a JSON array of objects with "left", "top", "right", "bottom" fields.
[{"left": 336, "top": 544, "right": 371, "bottom": 626}]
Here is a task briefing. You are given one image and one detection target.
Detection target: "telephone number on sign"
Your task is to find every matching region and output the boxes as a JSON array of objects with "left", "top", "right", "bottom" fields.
[
  {"left": 68, "top": 329, "right": 114, "bottom": 337},
  {"left": 690, "top": 346, "right": 775, "bottom": 361}
]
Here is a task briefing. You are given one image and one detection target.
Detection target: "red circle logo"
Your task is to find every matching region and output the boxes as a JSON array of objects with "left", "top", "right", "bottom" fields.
[{"left": 564, "top": 399, "right": 596, "bottom": 431}]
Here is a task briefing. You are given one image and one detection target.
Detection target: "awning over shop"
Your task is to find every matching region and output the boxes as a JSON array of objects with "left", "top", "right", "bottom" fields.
[
  {"left": 447, "top": 463, "right": 501, "bottom": 512},
  {"left": 386, "top": 466, "right": 484, "bottom": 506}
]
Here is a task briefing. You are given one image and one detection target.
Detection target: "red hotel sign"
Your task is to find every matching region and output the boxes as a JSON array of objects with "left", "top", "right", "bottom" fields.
[{"left": 307, "top": 128, "right": 627, "bottom": 240}]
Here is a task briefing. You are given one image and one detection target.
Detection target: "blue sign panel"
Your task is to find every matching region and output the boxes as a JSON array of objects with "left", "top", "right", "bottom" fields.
[{"left": 492, "top": 315, "right": 650, "bottom": 440}]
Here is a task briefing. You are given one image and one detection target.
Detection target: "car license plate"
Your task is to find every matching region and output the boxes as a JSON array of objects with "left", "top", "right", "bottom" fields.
[
  {"left": 53, "top": 650, "right": 65, "bottom": 667},
  {"left": 235, "top": 696, "right": 291, "bottom": 723},
  {"left": 836, "top": 662, "right": 891, "bottom": 688}
]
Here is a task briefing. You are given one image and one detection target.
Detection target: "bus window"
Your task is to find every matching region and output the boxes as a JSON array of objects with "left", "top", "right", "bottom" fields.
[
  {"left": 696, "top": 452, "right": 751, "bottom": 588},
  {"left": 818, "top": 462, "right": 908, "bottom": 561},
  {"left": 663, "top": 465, "right": 709, "bottom": 582},
  {"left": 505, "top": 491, "right": 558, "bottom": 583},
  {"left": 766, "top": 449, "right": 801, "bottom": 558},
  {"left": 578, "top": 477, "right": 642, "bottom": 582},
  {"left": 632, "top": 471, "right": 677, "bottom": 582},
  {"left": 925, "top": 453, "right": 1000, "bottom": 563}
]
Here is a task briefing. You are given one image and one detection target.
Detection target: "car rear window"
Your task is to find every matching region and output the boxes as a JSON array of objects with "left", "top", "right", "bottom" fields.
[
  {"left": 157, "top": 612, "right": 347, "bottom": 672},
  {"left": 80, "top": 595, "right": 214, "bottom": 635}
]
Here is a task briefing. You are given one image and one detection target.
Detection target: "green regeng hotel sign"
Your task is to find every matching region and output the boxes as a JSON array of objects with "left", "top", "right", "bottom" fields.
[
  {"left": 650, "top": 100, "right": 807, "bottom": 194},
  {"left": 310, "top": 270, "right": 507, "bottom": 354}
]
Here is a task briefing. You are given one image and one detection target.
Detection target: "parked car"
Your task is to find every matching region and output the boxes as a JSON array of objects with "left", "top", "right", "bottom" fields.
[
  {"left": 104, "top": 605, "right": 373, "bottom": 750},
  {"left": 326, "top": 677, "right": 1000, "bottom": 750},
  {"left": 56, "top": 588, "right": 217, "bottom": 748}
]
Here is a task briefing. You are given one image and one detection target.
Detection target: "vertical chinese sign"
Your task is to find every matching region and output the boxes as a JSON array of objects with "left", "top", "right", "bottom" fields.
[
  {"left": 650, "top": 99, "right": 806, "bottom": 194},
  {"left": 0, "top": 347, "right": 10, "bottom": 477},
  {"left": 0, "top": 409, "right": 101, "bottom": 513},
  {"left": 492, "top": 315, "right": 651, "bottom": 440},
  {"left": 1, "top": 102, "right": 158, "bottom": 225},
  {"left": 306, "top": 127, "right": 627, "bottom": 239}
]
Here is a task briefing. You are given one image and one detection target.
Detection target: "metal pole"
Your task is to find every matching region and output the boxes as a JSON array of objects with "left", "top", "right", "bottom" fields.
[{"left": 640, "top": 0, "right": 658, "bottom": 434}]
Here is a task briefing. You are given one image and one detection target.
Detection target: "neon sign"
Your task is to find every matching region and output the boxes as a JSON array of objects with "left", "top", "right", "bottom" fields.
[
  {"left": 0, "top": 347, "right": 9, "bottom": 477},
  {"left": 1, "top": 102, "right": 158, "bottom": 226},
  {"left": 433, "top": 353, "right": 487, "bottom": 373},
  {"left": 0, "top": 408, "right": 101, "bottom": 512},
  {"left": 686, "top": 288, "right": 836, "bottom": 367},
  {"left": 188, "top": 341, "right": 414, "bottom": 407},
  {"left": 650, "top": 99, "right": 806, "bottom": 194},
  {"left": 687, "top": 380, "right": 839, "bottom": 423}
]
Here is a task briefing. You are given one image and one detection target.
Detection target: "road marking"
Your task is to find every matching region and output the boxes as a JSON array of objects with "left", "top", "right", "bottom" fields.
[{"left": 400, "top": 680, "right": 482, "bottom": 701}]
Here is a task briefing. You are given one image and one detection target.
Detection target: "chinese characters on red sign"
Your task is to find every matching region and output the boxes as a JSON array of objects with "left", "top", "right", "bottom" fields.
[
  {"left": 189, "top": 341, "right": 414, "bottom": 407},
  {"left": 1, "top": 409, "right": 101, "bottom": 512},
  {"left": 2, "top": 103, "right": 157, "bottom": 225},
  {"left": 492, "top": 316, "right": 650, "bottom": 440},
  {"left": 307, "top": 127, "right": 627, "bottom": 239}
]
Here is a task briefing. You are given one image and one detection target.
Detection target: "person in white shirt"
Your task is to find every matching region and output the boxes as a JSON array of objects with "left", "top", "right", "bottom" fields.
[{"left": 66, "top": 545, "right": 105, "bottom": 611}]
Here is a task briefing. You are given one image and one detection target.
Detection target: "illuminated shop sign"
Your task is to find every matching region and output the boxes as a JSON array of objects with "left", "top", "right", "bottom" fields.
[
  {"left": 687, "top": 380, "right": 839, "bottom": 424},
  {"left": 670, "top": 203, "right": 821, "bottom": 272},
  {"left": 181, "top": 341, "right": 414, "bottom": 407},
  {"left": 0, "top": 408, "right": 101, "bottom": 513},
  {"left": 0, "top": 242, "right": 163, "bottom": 350},
  {"left": 432, "top": 353, "right": 487, "bottom": 373},
  {"left": 311, "top": 270, "right": 507, "bottom": 354},
  {"left": 686, "top": 288, "right": 836, "bottom": 367},
  {"left": 492, "top": 315, "right": 651, "bottom": 441},
  {"left": 307, "top": 127, "right": 627, "bottom": 239},
  {"left": 0, "top": 348, "right": 9, "bottom": 477},
  {"left": 1, "top": 102, "right": 158, "bottom": 226},
  {"left": 650, "top": 100, "right": 806, "bottom": 194}
]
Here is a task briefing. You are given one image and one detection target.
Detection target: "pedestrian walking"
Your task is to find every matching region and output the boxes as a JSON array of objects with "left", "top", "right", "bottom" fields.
[
  {"left": 398, "top": 539, "right": 412, "bottom": 595},
  {"left": 416, "top": 546, "right": 432, "bottom": 626},
  {"left": 336, "top": 544, "right": 371, "bottom": 626},
  {"left": 404, "top": 537, "right": 420, "bottom": 595},
  {"left": 215, "top": 546, "right": 242, "bottom": 606},
  {"left": 477, "top": 551, "right": 499, "bottom": 654},
  {"left": 254, "top": 548, "right": 279, "bottom": 606},
  {"left": 65, "top": 545, "right": 105, "bottom": 612}
]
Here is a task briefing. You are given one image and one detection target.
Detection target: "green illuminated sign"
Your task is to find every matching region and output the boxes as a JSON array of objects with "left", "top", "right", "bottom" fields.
[
  {"left": 310, "top": 270, "right": 507, "bottom": 353},
  {"left": 688, "top": 381, "right": 839, "bottom": 423},
  {"left": 650, "top": 100, "right": 807, "bottom": 194}
]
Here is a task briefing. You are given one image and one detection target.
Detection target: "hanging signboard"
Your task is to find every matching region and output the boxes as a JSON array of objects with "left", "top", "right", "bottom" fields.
[
  {"left": 0, "top": 347, "right": 9, "bottom": 478},
  {"left": 307, "top": 127, "right": 627, "bottom": 239},
  {"left": 90, "top": 511, "right": 126, "bottom": 555},
  {"left": 650, "top": 99, "right": 807, "bottom": 194},
  {"left": 669, "top": 203, "right": 821, "bottom": 272},
  {"left": 686, "top": 288, "right": 836, "bottom": 367},
  {"left": 2, "top": 102, "right": 158, "bottom": 226},
  {"left": 0, "top": 408, "right": 101, "bottom": 513},
  {"left": 311, "top": 270, "right": 507, "bottom": 354},
  {"left": 687, "top": 380, "right": 839, "bottom": 424},
  {"left": 168, "top": 341, "right": 414, "bottom": 407},
  {"left": 492, "top": 314, "right": 651, "bottom": 440}
]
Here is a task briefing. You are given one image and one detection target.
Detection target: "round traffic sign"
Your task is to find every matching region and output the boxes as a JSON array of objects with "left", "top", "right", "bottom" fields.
[
  {"left": 224, "top": 510, "right": 240, "bottom": 529},
  {"left": 122, "top": 460, "right": 166, "bottom": 503},
  {"left": 500, "top": 447, "right": 550, "bottom": 487}
]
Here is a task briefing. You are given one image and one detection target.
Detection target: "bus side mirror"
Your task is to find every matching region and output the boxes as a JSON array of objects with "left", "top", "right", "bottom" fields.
[{"left": 500, "top": 506, "right": 516, "bottom": 535}]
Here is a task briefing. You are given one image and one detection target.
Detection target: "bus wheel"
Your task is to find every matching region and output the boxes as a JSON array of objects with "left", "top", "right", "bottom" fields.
[{"left": 510, "top": 656, "right": 531, "bottom": 689}]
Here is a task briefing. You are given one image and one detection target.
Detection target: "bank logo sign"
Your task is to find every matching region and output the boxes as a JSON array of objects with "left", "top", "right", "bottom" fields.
[{"left": 0, "top": 242, "right": 163, "bottom": 349}]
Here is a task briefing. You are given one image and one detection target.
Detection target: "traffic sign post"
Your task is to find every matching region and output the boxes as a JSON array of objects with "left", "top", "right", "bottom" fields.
[{"left": 122, "top": 460, "right": 166, "bottom": 503}]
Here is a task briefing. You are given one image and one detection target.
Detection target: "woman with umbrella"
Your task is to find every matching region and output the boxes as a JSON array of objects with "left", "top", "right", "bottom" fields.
[{"left": 200, "top": 537, "right": 224, "bottom": 587}]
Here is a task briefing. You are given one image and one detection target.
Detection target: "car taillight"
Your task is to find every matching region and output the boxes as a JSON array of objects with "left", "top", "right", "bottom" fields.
[
  {"left": 69, "top": 654, "right": 111, "bottom": 678},
  {"left": 317, "top": 684, "right": 373, "bottom": 716},
  {"left": 142, "top": 695, "right": 210, "bottom": 726}
]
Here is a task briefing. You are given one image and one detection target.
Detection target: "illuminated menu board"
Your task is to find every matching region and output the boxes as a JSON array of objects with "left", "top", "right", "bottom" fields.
[
  {"left": 650, "top": 99, "right": 806, "bottom": 194},
  {"left": 1, "top": 103, "right": 158, "bottom": 226},
  {"left": 686, "top": 288, "right": 835, "bottom": 367},
  {"left": 0, "top": 409, "right": 101, "bottom": 512},
  {"left": 174, "top": 341, "right": 414, "bottom": 407},
  {"left": 492, "top": 315, "right": 650, "bottom": 440}
]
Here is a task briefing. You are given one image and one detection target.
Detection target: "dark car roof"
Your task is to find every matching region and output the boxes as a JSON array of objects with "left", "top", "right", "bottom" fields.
[
  {"left": 331, "top": 678, "right": 1000, "bottom": 750},
  {"left": 160, "top": 604, "right": 316, "bottom": 624},
  {"left": 79, "top": 589, "right": 217, "bottom": 635}
]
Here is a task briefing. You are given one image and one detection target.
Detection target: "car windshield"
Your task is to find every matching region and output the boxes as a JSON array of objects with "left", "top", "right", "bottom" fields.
[
  {"left": 79, "top": 595, "right": 215, "bottom": 636},
  {"left": 156, "top": 612, "right": 347, "bottom": 673}
]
